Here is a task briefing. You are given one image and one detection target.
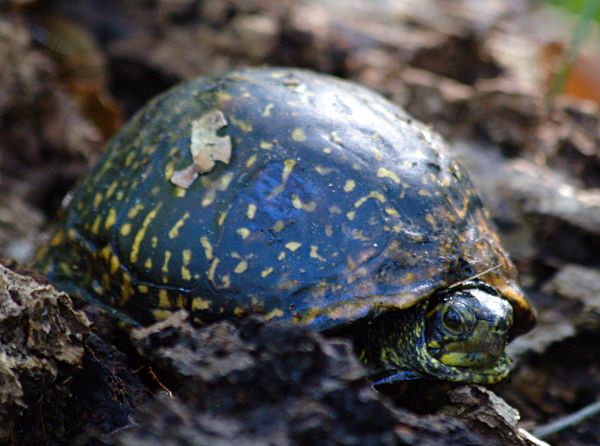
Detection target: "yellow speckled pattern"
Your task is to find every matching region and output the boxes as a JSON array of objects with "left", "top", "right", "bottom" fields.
[{"left": 36, "top": 68, "right": 535, "bottom": 382}]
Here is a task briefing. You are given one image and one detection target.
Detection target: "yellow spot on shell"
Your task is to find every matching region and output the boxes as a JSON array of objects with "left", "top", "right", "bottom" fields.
[
  {"left": 273, "top": 220, "right": 285, "bottom": 232},
  {"left": 100, "top": 245, "right": 111, "bottom": 261},
  {"left": 106, "top": 181, "right": 119, "bottom": 199},
  {"left": 328, "top": 205, "right": 342, "bottom": 214},
  {"left": 200, "top": 236, "right": 213, "bottom": 260},
  {"left": 159, "top": 289, "right": 170, "bottom": 308},
  {"left": 292, "top": 128, "right": 306, "bottom": 142},
  {"left": 278, "top": 251, "right": 286, "bottom": 261},
  {"left": 110, "top": 254, "right": 120, "bottom": 274},
  {"left": 261, "top": 267, "right": 274, "bottom": 278},
  {"left": 93, "top": 193, "right": 102, "bottom": 208},
  {"left": 282, "top": 159, "right": 296, "bottom": 182},
  {"left": 120, "top": 223, "right": 132, "bottom": 236},
  {"left": 418, "top": 189, "right": 432, "bottom": 197},
  {"left": 151, "top": 236, "right": 158, "bottom": 248},
  {"left": 120, "top": 272, "right": 134, "bottom": 304},
  {"left": 343, "top": 180, "right": 356, "bottom": 192},
  {"left": 105, "top": 208, "right": 117, "bottom": 230},
  {"left": 234, "top": 306, "right": 245, "bottom": 317},
  {"left": 144, "top": 257, "right": 153, "bottom": 269},
  {"left": 323, "top": 147, "right": 332, "bottom": 154},
  {"left": 164, "top": 161, "right": 176, "bottom": 180},
  {"left": 91, "top": 216, "right": 101, "bottom": 235},
  {"left": 347, "top": 211, "right": 356, "bottom": 220},
  {"left": 315, "top": 165, "right": 333, "bottom": 175},
  {"left": 262, "top": 103, "right": 274, "bottom": 116},
  {"left": 234, "top": 260, "right": 248, "bottom": 274},
  {"left": 426, "top": 213, "right": 437, "bottom": 230},
  {"left": 237, "top": 227, "right": 250, "bottom": 239},
  {"left": 202, "top": 172, "right": 234, "bottom": 207},
  {"left": 191, "top": 297, "right": 211, "bottom": 310},
  {"left": 127, "top": 203, "right": 145, "bottom": 219},
  {"left": 285, "top": 242, "right": 302, "bottom": 252},
  {"left": 372, "top": 147, "right": 384, "bottom": 161},
  {"left": 130, "top": 203, "right": 162, "bottom": 264},
  {"left": 325, "top": 225, "right": 333, "bottom": 237},
  {"left": 169, "top": 212, "right": 190, "bottom": 239},
  {"left": 116, "top": 190, "right": 125, "bottom": 201},
  {"left": 246, "top": 154, "right": 257, "bottom": 168},
  {"left": 291, "top": 195, "right": 316, "bottom": 212},
  {"left": 377, "top": 167, "right": 401, "bottom": 184},
  {"left": 217, "top": 91, "right": 232, "bottom": 103},
  {"left": 230, "top": 116, "right": 252, "bottom": 132},
  {"left": 138, "top": 285, "right": 149, "bottom": 294},
  {"left": 218, "top": 210, "right": 228, "bottom": 226},
  {"left": 385, "top": 208, "right": 400, "bottom": 217},
  {"left": 310, "top": 245, "right": 326, "bottom": 261},
  {"left": 330, "top": 131, "right": 342, "bottom": 144},
  {"left": 221, "top": 275, "right": 231, "bottom": 288},
  {"left": 260, "top": 140, "right": 273, "bottom": 150},
  {"left": 265, "top": 308, "right": 284, "bottom": 320},
  {"left": 354, "top": 191, "right": 386, "bottom": 208},
  {"left": 124, "top": 151, "right": 136, "bottom": 167},
  {"left": 175, "top": 187, "right": 186, "bottom": 198},
  {"left": 49, "top": 230, "right": 64, "bottom": 246},
  {"left": 247, "top": 204, "right": 257, "bottom": 219},
  {"left": 162, "top": 250, "right": 172, "bottom": 274},
  {"left": 181, "top": 249, "right": 192, "bottom": 281},
  {"left": 207, "top": 258, "right": 220, "bottom": 284}
]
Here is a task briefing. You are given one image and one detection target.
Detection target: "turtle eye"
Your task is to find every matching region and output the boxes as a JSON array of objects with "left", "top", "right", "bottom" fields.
[{"left": 442, "top": 307, "right": 463, "bottom": 332}]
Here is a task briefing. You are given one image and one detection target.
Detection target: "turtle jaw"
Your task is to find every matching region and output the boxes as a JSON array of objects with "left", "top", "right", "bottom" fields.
[{"left": 428, "top": 319, "right": 507, "bottom": 369}]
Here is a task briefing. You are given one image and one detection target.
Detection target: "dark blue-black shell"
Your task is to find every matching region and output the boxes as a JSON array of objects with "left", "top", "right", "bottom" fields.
[{"left": 37, "top": 68, "right": 535, "bottom": 333}]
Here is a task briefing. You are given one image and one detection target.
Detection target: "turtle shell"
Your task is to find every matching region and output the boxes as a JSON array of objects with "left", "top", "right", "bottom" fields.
[{"left": 37, "top": 68, "right": 535, "bottom": 335}]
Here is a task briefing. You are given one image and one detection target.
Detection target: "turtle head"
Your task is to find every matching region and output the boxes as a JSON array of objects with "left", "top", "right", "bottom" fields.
[
  {"left": 364, "top": 280, "right": 516, "bottom": 385},
  {"left": 424, "top": 282, "right": 513, "bottom": 370}
]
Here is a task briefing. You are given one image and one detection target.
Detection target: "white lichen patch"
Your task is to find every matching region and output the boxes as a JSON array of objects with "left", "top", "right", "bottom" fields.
[{"left": 171, "top": 110, "right": 232, "bottom": 189}]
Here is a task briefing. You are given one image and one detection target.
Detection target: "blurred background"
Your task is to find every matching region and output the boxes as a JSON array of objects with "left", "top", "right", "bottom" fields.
[{"left": 1, "top": 1, "right": 600, "bottom": 445}]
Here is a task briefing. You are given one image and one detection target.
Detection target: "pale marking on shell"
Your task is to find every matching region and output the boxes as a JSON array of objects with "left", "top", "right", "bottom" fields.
[
  {"left": 265, "top": 308, "right": 284, "bottom": 320},
  {"left": 130, "top": 203, "right": 162, "bottom": 264},
  {"left": 262, "top": 103, "right": 274, "bottom": 116},
  {"left": 291, "top": 195, "right": 317, "bottom": 212},
  {"left": 207, "top": 257, "right": 220, "bottom": 285},
  {"left": 261, "top": 267, "right": 274, "bottom": 278},
  {"left": 120, "top": 223, "right": 132, "bottom": 236},
  {"left": 168, "top": 212, "right": 190, "bottom": 239},
  {"left": 354, "top": 191, "right": 386, "bottom": 208},
  {"left": 310, "top": 245, "right": 326, "bottom": 261},
  {"left": 171, "top": 110, "right": 232, "bottom": 188},
  {"left": 260, "top": 140, "right": 273, "bottom": 150},
  {"left": 237, "top": 227, "right": 250, "bottom": 239},
  {"left": 181, "top": 249, "right": 192, "bottom": 280},
  {"left": 292, "top": 128, "right": 306, "bottom": 142},
  {"left": 377, "top": 167, "right": 401, "bottom": 184},
  {"left": 247, "top": 204, "right": 257, "bottom": 219},
  {"left": 191, "top": 297, "right": 212, "bottom": 310},
  {"left": 162, "top": 250, "right": 172, "bottom": 274},
  {"left": 200, "top": 236, "right": 213, "bottom": 260},
  {"left": 285, "top": 242, "right": 301, "bottom": 252},
  {"left": 234, "top": 260, "right": 248, "bottom": 274},
  {"left": 343, "top": 179, "right": 356, "bottom": 192}
]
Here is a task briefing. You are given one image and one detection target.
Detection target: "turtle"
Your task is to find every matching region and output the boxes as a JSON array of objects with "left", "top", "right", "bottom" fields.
[{"left": 36, "top": 67, "right": 535, "bottom": 384}]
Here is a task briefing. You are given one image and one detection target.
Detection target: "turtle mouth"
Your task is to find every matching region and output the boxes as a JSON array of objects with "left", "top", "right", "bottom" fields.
[
  {"left": 427, "top": 320, "right": 508, "bottom": 369},
  {"left": 370, "top": 352, "right": 512, "bottom": 386}
]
